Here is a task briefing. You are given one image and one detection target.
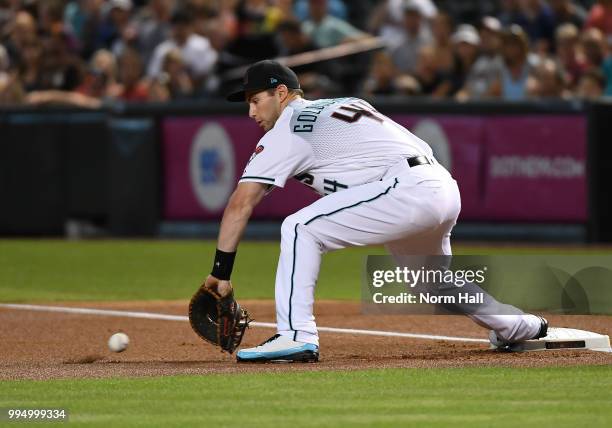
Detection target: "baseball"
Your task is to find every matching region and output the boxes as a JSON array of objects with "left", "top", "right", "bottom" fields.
[{"left": 108, "top": 332, "right": 129, "bottom": 353}]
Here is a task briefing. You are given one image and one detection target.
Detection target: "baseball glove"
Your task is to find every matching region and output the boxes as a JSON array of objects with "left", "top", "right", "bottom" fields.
[{"left": 188, "top": 282, "right": 252, "bottom": 354}]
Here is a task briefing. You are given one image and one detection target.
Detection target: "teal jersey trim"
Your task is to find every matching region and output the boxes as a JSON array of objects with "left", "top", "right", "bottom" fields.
[
  {"left": 288, "top": 178, "right": 400, "bottom": 334},
  {"left": 289, "top": 223, "right": 299, "bottom": 331},
  {"left": 240, "top": 176, "right": 276, "bottom": 183},
  {"left": 305, "top": 178, "right": 400, "bottom": 225}
]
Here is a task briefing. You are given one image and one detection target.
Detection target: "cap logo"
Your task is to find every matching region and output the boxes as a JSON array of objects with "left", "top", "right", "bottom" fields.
[{"left": 270, "top": 78, "right": 278, "bottom": 84}]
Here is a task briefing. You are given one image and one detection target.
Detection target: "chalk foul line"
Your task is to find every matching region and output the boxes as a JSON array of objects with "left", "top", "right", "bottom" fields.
[{"left": 0, "top": 303, "right": 489, "bottom": 344}]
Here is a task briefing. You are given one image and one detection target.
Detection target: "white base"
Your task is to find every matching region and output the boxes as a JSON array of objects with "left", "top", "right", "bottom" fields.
[{"left": 492, "top": 328, "right": 612, "bottom": 353}]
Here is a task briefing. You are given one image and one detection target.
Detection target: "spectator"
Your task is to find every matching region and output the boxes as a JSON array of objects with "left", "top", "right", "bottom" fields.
[
  {"left": 38, "top": 34, "right": 83, "bottom": 91},
  {"left": 243, "top": 0, "right": 289, "bottom": 33},
  {"left": 603, "top": 47, "right": 612, "bottom": 95},
  {"left": 458, "top": 16, "right": 504, "bottom": 99},
  {"left": 298, "top": 71, "right": 342, "bottom": 98},
  {"left": 149, "top": 48, "right": 194, "bottom": 101},
  {"left": 489, "top": 25, "right": 538, "bottom": 100},
  {"left": 1, "top": 0, "right": 607, "bottom": 102},
  {"left": 22, "top": 43, "right": 110, "bottom": 108},
  {"left": 527, "top": 57, "right": 570, "bottom": 97},
  {"left": 23, "top": 37, "right": 101, "bottom": 109},
  {"left": 100, "top": 0, "right": 132, "bottom": 48},
  {"left": 293, "top": 0, "right": 348, "bottom": 22},
  {"left": 343, "top": 0, "right": 377, "bottom": 31},
  {"left": 221, "top": 5, "right": 279, "bottom": 68},
  {"left": 514, "top": 0, "right": 556, "bottom": 54},
  {"left": 389, "top": 0, "right": 433, "bottom": 74},
  {"left": 276, "top": 0, "right": 296, "bottom": 21},
  {"left": 110, "top": 47, "right": 149, "bottom": 101},
  {"left": 549, "top": 0, "right": 587, "bottom": 31},
  {"left": 102, "top": 0, "right": 135, "bottom": 55},
  {"left": 388, "top": 0, "right": 438, "bottom": 20},
  {"left": 17, "top": 37, "right": 44, "bottom": 92},
  {"left": 0, "top": 43, "right": 8, "bottom": 72},
  {"left": 276, "top": 19, "right": 340, "bottom": 91},
  {"left": 0, "top": 43, "right": 24, "bottom": 104},
  {"left": 221, "top": 0, "right": 281, "bottom": 65},
  {"left": 278, "top": 19, "right": 318, "bottom": 57},
  {"left": 78, "top": 0, "right": 109, "bottom": 59},
  {"left": 76, "top": 48, "right": 116, "bottom": 98},
  {"left": 147, "top": 8, "right": 218, "bottom": 88},
  {"left": 37, "top": 0, "right": 69, "bottom": 39},
  {"left": 581, "top": 27, "right": 606, "bottom": 71},
  {"left": 191, "top": 3, "right": 231, "bottom": 53},
  {"left": 369, "top": 0, "right": 436, "bottom": 48},
  {"left": 302, "top": 0, "right": 366, "bottom": 49},
  {"left": 413, "top": 44, "right": 448, "bottom": 97},
  {"left": 25, "top": 88, "right": 102, "bottom": 108},
  {"left": 71, "top": 0, "right": 126, "bottom": 55},
  {"left": 363, "top": 51, "right": 401, "bottom": 96},
  {"left": 585, "top": 0, "right": 612, "bottom": 35},
  {"left": 3, "top": 10, "right": 38, "bottom": 68},
  {"left": 577, "top": 68, "right": 605, "bottom": 97},
  {"left": 0, "top": 71, "right": 24, "bottom": 104},
  {"left": 448, "top": 24, "right": 481, "bottom": 96},
  {"left": 64, "top": 0, "right": 91, "bottom": 45},
  {"left": 119, "top": 0, "right": 173, "bottom": 66},
  {"left": 555, "top": 23, "right": 583, "bottom": 88},
  {"left": 213, "top": 0, "right": 241, "bottom": 44},
  {"left": 480, "top": 16, "right": 504, "bottom": 57},
  {"left": 0, "top": 0, "right": 16, "bottom": 31},
  {"left": 498, "top": 0, "right": 522, "bottom": 27},
  {"left": 431, "top": 12, "right": 455, "bottom": 75},
  {"left": 435, "top": 0, "right": 499, "bottom": 25}
]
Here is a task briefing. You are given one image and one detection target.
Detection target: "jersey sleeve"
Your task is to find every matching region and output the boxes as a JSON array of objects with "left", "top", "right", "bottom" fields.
[{"left": 239, "top": 128, "right": 313, "bottom": 189}]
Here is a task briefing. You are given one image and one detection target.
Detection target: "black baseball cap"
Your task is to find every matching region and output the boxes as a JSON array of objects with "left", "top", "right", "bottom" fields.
[{"left": 226, "top": 60, "right": 300, "bottom": 102}]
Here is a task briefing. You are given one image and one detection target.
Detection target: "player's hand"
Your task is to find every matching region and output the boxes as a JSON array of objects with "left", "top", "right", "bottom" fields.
[{"left": 204, "top": 275, "right": 233, "bottom": 298}]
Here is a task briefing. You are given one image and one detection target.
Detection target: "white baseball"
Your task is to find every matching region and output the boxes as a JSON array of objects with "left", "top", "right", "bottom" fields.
[{"left": 108, "top": 332, "right": 129, "bottom": 353}]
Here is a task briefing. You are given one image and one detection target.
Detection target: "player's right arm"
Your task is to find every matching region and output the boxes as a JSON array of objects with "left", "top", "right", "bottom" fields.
[
  {"left": 217, "top": 181, "right": 268, "bottom": 252},
  {"left": 206, "top": 116, "right": 312, "bottom": 293},
  {"left": 204, "top": 181, "right": 268, "bottom": 296}
]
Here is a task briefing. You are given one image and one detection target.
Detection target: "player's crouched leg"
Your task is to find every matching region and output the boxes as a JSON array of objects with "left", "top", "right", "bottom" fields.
[
  {"left": 279, "top": 210, "right": 333, "bottom": 253},
  {"left": 273, "top": 212, "right": 325, "bottom": 347},
  {"left": 236, "top": 212, "right": 323, "bottom": 363}
]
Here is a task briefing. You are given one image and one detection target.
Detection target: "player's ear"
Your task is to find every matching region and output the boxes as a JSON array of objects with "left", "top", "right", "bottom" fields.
[{"left": 276, "top": 84, "right": 289, "bottom": 102}]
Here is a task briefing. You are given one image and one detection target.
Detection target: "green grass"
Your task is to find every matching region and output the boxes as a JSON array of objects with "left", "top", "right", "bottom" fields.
[
  {"left": 1, "top": 366, "right": 611, "bottom": 427},
  {"left": 1, "top": 241, "right": 610, "bottom": 427},
  {"left": 1, "top": 240, "right": 610, "bottom": 302},
  {"left": 0, "top": 240, "right": 372, "bottom": 301}
]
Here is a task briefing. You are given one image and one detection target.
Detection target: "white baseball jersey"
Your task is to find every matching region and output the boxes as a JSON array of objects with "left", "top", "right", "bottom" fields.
[
  {"left": 237, "top": 97, "right": 542, "bottom": 350},
  {"left": 239, "top": 97, "right": 434, "bottom": 195}
]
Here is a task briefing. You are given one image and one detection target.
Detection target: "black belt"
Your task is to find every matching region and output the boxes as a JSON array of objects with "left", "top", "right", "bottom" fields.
[{"left": 407, "top": 156, "right": 432, "bottom": 167}]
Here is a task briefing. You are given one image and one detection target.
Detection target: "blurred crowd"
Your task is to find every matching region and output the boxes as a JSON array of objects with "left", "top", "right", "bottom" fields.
[{"left": 1, "top": 0, "right": 611, "bottom": 107}]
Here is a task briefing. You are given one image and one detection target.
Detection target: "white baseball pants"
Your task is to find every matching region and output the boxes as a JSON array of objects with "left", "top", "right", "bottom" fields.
[{"left": 274, "top": 160, "right": 542, "bottom": 345}]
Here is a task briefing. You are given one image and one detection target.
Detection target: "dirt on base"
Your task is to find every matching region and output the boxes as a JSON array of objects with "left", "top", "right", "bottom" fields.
[{"left": 1, "top": 301, "right": 611, "bottom": 380}]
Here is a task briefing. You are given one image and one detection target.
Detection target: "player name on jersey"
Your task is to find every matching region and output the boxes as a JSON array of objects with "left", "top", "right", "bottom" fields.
[{"left": 240, "top": 97, "right": 434, "bottom": 196}]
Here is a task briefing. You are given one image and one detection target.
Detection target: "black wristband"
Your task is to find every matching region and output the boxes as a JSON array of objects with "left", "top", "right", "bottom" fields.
[{"left": 211, "top": 249, "right": 236, "bottom": 280}]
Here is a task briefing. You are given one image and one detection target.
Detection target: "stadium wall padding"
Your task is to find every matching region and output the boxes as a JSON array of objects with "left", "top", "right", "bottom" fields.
[
  {"left": 0, "top": 100, "right": 609, "bottom": 241},
  {"left": 587, "top": 100, "right": 612, "bottom": 243}
]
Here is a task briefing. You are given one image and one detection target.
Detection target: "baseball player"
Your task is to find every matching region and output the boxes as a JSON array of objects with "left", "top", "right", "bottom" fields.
[{"left": 204, "top": 60, "right": 547, "bottom": 362}]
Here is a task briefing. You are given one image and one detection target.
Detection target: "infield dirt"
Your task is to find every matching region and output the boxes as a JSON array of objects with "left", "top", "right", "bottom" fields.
[{"left": 1, "top": 301, "right": 611, "bottom": 380}]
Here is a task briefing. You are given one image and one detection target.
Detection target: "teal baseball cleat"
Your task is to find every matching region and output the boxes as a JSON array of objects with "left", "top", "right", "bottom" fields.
[{"left": 236, "top": 334, "right": 319, "bottom": 363}]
